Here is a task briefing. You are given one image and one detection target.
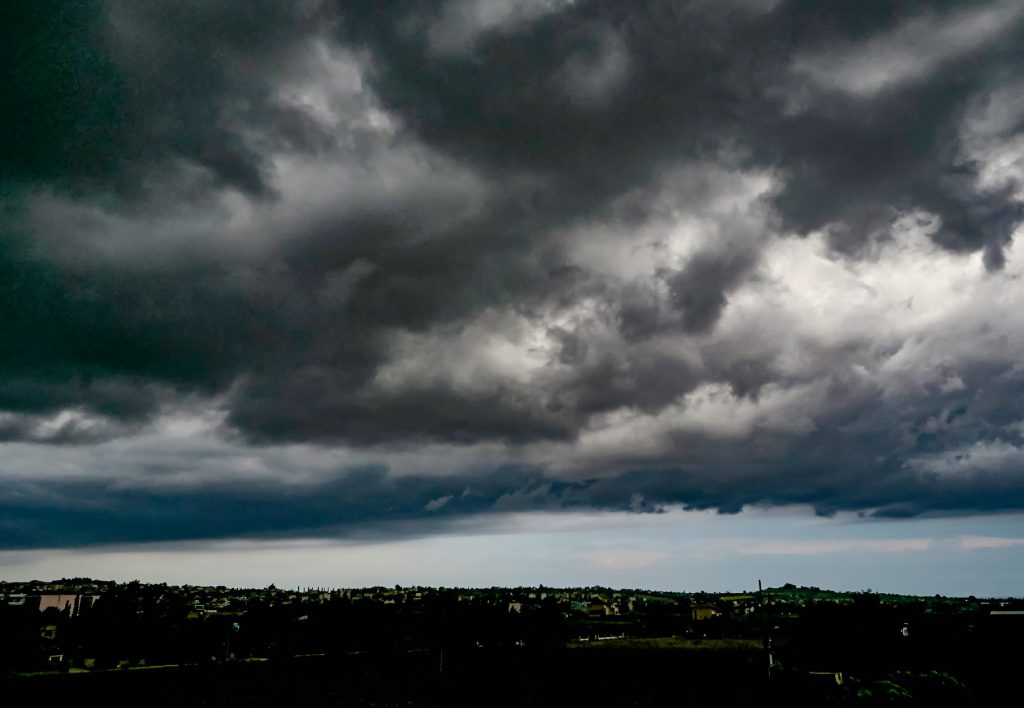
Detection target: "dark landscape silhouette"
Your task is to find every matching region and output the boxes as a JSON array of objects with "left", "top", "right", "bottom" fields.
[{"left": 3, "top": 578, "right": 1020, "bottom": 706}]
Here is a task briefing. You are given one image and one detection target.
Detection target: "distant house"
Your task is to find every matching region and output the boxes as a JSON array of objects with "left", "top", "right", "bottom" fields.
[
  {"left": 692, "top": 605, "right": 719, "bottom": 621},
  {"left": 588, "top": 602, "right": 613, "bottom": 617},
  {"left": 38, "top": 593, "right": 99, "bottom": 616}
]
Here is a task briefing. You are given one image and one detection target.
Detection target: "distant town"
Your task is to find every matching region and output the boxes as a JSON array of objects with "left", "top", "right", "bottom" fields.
[
  {"left": 0, "top": 578, "right": 1019, "bottom": 661},
  {"left": 3, "top": 577, "right": 1022, "bottom": 705}
]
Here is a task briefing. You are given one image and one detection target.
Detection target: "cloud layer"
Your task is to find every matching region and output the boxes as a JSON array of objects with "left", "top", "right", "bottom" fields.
[{"left": 3, "top": 0, "right": 1024, "bottom": 548}]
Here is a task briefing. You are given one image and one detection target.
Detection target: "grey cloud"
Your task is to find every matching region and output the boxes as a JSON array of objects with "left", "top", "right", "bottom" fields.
[
  {"left": 424, "top": 0, "right": 574, "bottom": 56},
  {"left": 666, "top": 247, "right": 759, "bottom": 334},
  {"left": 790, "top": 0, "right": 1024, "bottom": 97}
]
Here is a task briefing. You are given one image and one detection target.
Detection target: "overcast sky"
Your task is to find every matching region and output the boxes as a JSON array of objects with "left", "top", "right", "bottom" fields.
[{"left": 3, "top": 0, "right": 1024, "bottom": 595}]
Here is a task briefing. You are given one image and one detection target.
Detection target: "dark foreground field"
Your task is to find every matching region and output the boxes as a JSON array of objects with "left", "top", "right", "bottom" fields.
[
  {"left": 5, "top": 647, "right": 769, "bottom": 707},
  {"left": 1, "top": 644, "right": 994, "bottom": 707}
]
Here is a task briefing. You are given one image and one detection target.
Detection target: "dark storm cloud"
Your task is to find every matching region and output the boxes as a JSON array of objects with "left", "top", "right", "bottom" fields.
[
  {"left": 758, "top": 80, "right": 1024, "bottom": 265},
  {"left": 2, "top": 0, "right": 1024, "bottom": 545},
  {"left": 0, "top": 226, "right": 281, "bottom": 423},
  {"left": 338, "top": 0, "right": 1024, "bottom": 264},
  {"left": 0, "top": 0, "right": 350, "bottom": 200},
  {"left": 336, "top": 0, "right": 761, "bottom": 197},
  {"left": 760, "top": 0, "right": 1024, "bottom": 264},
  {"left": 5, "top": 429, "right": 1024, "bottom": 549},
  {"left": 0, "top": 465, "right": 541, "bottom": 549}
]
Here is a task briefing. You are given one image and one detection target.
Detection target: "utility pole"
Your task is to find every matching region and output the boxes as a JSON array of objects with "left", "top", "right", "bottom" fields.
[
  {"left": 759, "top": 580, "right": 773, "bottom": 680},
  {"left": 439, "top": 605, "right": 445, "bottom": 674}
]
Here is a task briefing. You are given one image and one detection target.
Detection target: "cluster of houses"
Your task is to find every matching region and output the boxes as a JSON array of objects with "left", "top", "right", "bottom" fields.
[
  {"left": 8, "top": 579, "right": 1021, "bottom": 620},
  {"left": 5, "top": 579, "right": 1021, "bottom": 653},
  {"left": 0, "top": 578, "right": 735, "bottom": 626}
]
